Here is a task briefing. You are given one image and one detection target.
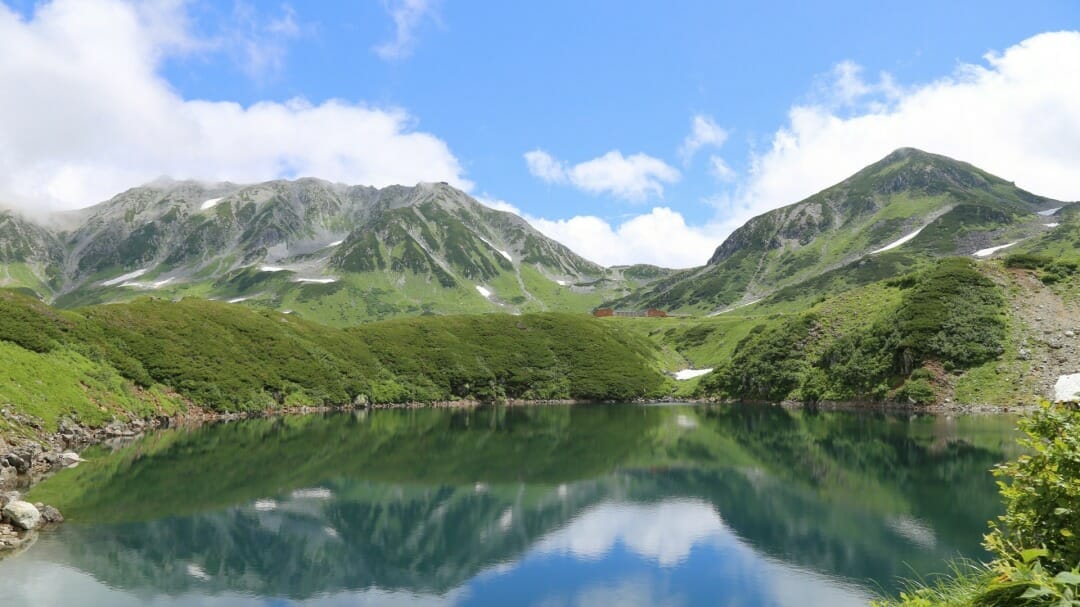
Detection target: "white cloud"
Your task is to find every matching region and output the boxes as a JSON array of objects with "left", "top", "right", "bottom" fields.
[
  {"left": 708, "top": 155, "right": 736, "bottom": 182},
  {"left": 0, "top": 0, "right": 469, "bottom": 211},
  {"left": 523, "top": 150, "right": 568, "bottom": 184},
  {"left": 726, "top": 31, "right": 1080, "bottom": 238},
  {"left": 524, "top": 149, "right": 680, "bottom": 202},
  {"left": 534, "top": 499, "right": 728, "bottom": 566},
  {"left": 374, "top": 0, "right": 439, "bottom": 60},
  {"left": 679, "top": 113, "right": 728, "bottom": 162},
  {"left": 227, "top": 2, "right": 305, "bottom": 80},
  {"left": 528, "top": 207, "right": 718, "bottom": 268}
]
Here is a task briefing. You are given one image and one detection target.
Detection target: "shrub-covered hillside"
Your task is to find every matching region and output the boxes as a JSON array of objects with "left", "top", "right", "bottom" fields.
[
  {"left": 0, "top": 290, "right": 672, "bottom": 436},
  {"left": 700, "top": 258, "right": 1009, "bottom": 403}
]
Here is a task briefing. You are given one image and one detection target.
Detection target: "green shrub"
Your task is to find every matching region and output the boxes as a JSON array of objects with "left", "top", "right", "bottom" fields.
[
  {"left": 990, "top": 403, "right": 1080, "bottom": 572},
  {"left": 1039, "top": 260, "right": 1079, "bottom": 285},
  {"left": 876, "top": 403, "right": 1080, "bottom": 607},
  {"left": 897, "top": 378, "right": 936, "bottom": 405},
  {"left": 1004, "top": 253, "right": 1053, "bottom": 270}
]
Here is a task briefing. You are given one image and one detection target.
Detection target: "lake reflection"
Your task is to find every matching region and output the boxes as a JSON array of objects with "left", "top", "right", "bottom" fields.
[{"left": 0, "top": 404, "right": 1020, "bottom": 606}]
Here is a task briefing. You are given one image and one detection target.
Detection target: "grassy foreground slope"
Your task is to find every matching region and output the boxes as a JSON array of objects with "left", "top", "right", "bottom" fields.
[{"left": 0, "top": 289, "right": 671, "bottom": 439}]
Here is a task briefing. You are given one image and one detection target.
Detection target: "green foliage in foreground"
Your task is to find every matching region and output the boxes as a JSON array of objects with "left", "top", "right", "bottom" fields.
[
  {"left": 701, "top": 258, "right": 1007, "bottom": 402},
  {"left": 0, "top": 289, "right": 671, "bottom": 429},
  {"left": 876, "top": 403, "right": 1080, "bottom": 607}
]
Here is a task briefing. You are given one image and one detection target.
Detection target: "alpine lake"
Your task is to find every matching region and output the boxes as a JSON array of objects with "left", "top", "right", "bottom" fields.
[{"left": 0, "top": 403, "right": 1020, "bottom": 606}]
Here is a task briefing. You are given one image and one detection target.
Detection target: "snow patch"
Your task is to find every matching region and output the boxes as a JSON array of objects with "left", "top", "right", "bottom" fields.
[
  {"left": 1055, "top": 374, "right": 1080, "bottom": 402},
  {"left": 478, "top": 236, "right": 512, "bottom": 262},
  {"left": 1038, "top": 207, "right": 1062, "bottom": 216},
  {"left": 259, "top": 266, "right": 286, "bottom": 272},
  {"left": 294, "top": 277, "right": 337, "bottom": 284},
  {"left": 327, "top": 240, "right": 343, "bottom": 247},
  {"left": 227, "top": 297, "right": 248, "bottom": 303},
  {"left": 152, "top": 277, "right": 174, "bottom": 288},
  {"left": 973, "top": 241, "right": 1021, "bottom": 257},
  {"left": 475, "top": 285, "right": 492, "bottom": 299},
  {"left": 102, "top": 268, "right": 148, "bottom": 286},
  {"left": 1045, "top": 223, "right": 1060, "bottom": 228},
  {"left": 555, "top": 279, "right": 568, "bottom": 286},
  {"left": 200, "top": 197, "right": 223, "bottom": 210},
  {"left": 674, "top": 368, "right": 713, "bottom": 380},
  {"left": 871, "top": 227, "right": 924, "bottom": 255}
]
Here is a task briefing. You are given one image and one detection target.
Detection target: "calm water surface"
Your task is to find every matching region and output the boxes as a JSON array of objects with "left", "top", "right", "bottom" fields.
[{"left": 0, "top": 404, "right": 1019, "bottom": 606}]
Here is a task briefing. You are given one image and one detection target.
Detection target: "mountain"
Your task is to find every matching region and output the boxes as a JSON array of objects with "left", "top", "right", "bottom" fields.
[
  {"left": 0, "top": 209, "right": 65, "bottom": 296},
  {"left": 0, "top": 180, "right": 673, "bottom": 323},
  {"left": 609, "top": 148, "right": 1068, "bottom": 314}
]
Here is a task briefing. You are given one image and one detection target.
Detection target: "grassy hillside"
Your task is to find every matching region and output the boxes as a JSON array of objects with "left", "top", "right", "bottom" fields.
[
  {"left": 0, "top": 289, "right": 672, "bottom": 438},
  {"left": 610, "top": 148, "right": 1062, "bottom": 315}
]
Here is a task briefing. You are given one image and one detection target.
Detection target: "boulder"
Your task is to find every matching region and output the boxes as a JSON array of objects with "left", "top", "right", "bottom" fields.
[
  {"left": 3, "top": 453, "right": 27, "bottom": 474},
  {"left": 59, "top": 452, "right": 84, "bottom": 467},
  {"left": 39, "top": 505, "right": 63, "bottom": 524},
  {"left": 2, "top": 501, "right": 41, "bottom": 530}
]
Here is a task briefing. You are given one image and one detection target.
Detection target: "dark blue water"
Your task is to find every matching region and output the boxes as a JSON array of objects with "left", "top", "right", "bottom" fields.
[{"left": 0, "top": 404, "right": 1019, "bottom": 606}]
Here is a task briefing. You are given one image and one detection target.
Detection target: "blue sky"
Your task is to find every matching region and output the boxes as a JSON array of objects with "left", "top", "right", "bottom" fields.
[{"left": 1, "top": 1, "right": 1078, "bottom": 266}]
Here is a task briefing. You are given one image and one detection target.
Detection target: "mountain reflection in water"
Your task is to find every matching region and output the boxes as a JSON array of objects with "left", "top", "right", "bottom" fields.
[{"left": 0, "top": 404, "right": 1019, "bottom": 606}]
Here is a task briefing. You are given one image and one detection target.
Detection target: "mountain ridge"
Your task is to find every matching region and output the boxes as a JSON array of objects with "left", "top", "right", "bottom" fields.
[{"left": 608, "top": 147, "right": 1069, "bottom": 314}]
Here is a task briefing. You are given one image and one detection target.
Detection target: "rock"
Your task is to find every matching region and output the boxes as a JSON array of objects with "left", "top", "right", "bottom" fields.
[
  {"left": 1018, "top": 348, "right": 1031, "bottom": 361},
  {"left": 4, "top": 453, "right": 28, "bottom": 475},
  {"left": 39, "top": 505, "right": 63, "bottom": 524},
  {"left": 1067, "top": 330, "right": 1076, "bottom": 338},
  {"left": 59, "top": 452, "right": 84, "bottom": 467},
  {"left": 0, "top": 467, "right": 14, "bottom": 484},
  {"left": 2, "top": 501, "right": 41, "bottom": 530}
]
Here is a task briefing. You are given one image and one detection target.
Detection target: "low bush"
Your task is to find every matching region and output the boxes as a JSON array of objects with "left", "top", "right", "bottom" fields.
[{"left": 875, "top": 403, "right": 1080, "bottom": 607}]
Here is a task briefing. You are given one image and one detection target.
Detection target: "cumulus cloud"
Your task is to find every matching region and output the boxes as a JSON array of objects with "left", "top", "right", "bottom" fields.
[
  {"left": 0, "top": 0, "right": 469, "bottom": 211},
  {"left": 525, "top": 31, "right": 1080, "bottom": 268},
  {"left": 679, "top": 114, "right": 729, "bottom": 162},
  {"left": 524, "top": 149, "right": 680, "bottom": 202},
  {"left": 724, "top": 31, "right": 1080, "bottom": 237},
  {"left": 527, "top": 208, "right": 719, "bottom": 268},
  {"left": 374, "top": 0, "right": 439, "bottom": 60}
]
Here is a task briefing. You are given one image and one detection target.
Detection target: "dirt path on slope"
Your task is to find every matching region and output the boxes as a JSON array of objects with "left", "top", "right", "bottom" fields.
[{"left": 1003, "top": 269, "right": 1080, "bottom": 400}]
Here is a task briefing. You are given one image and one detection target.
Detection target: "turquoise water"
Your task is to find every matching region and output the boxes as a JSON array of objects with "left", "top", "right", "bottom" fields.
[{"left": 0, "top": 404, "right": 1019, "bottom": 606}]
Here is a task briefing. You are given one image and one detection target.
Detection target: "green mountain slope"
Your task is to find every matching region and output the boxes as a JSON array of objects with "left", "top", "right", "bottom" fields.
[
  {"left": 2, "top": 181, "right": 673, "bottom": 324},
  {"left": 610, "top": 148, "right": 1066, "bottom": 314},
  {"left": 0, "top": 289, "right": 672, "bottom": 439}
]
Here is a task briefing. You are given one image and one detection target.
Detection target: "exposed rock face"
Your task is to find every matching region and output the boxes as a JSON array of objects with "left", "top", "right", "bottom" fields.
[{"left": 3, "top": 500, "right": 41, "bottom": 530}]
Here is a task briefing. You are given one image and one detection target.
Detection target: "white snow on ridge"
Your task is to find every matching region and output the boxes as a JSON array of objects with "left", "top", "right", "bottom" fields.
[
  {"left": 259, "top": 266, "right": 286, "bottom": 272},
  {"left": 294, "top": 277, "right": 337, "bottom": 284},
  {"left": 476, "top": 285, "right": 492, "bottom": 299},
  {"left": 973, "top": 241, "right": 1021, "bottom": 258},
  {"left": 478, "top": 236, "right": 512, "bottom": 262},
  {"left": 327, "top": 240, "right": 343, "bottom": 247},
  {"left": 200, "top": 197, "right": 223, "bottom": 210},
  {"left": 120, "top": 277, "right": 175, "bottom": 289},
  {"left": 1038, "top": 207, "right": 1061, "bottom": 216},
  {"left": 102, "top": 268, "right": 148, "bottom": 286},
  {"left": 555, "top": 279, "right": 568, "bottom": 286},
  {"left": 227, "top": 297, "right": 249, "bottom": 303},
  {"left": 1055, "top": 374, "right": 1080, "bottom": 402},
  {"left": 871, "top": 227, "right": 924, "bottom": 255},
  {"left": 1045, "top": 223, "right": 1060, "bottom": 228},
  {"left": 674, "top": 368, "right": 713, "bottom": 380}
]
